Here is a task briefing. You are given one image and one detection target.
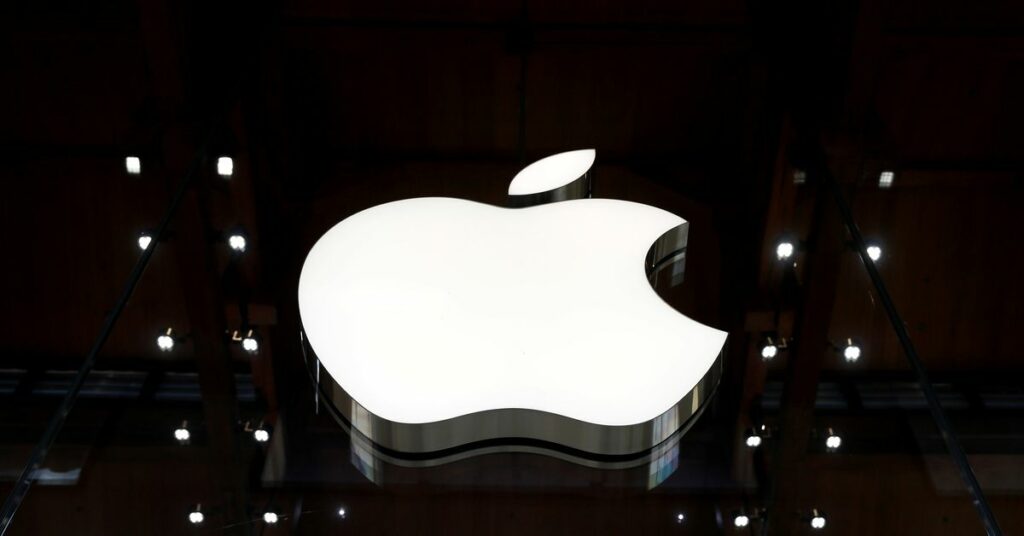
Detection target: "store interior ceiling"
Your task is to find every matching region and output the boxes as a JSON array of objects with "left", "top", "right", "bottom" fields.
[{"left": 1, "top": 0, "right": 1023, "bottom": 534}]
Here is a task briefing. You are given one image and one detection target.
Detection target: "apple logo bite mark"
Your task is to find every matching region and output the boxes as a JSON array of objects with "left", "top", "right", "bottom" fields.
[{"left": 299, "top": 150, "right": 727, "bottom": 460}]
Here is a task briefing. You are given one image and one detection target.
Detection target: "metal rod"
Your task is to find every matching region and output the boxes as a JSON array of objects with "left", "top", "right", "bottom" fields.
[
  {"left": 822, "top": 162, "right": 1004, "bottom": 536},
  {"left": 0, "top": 136, "right": 213, "bottom": 535}
]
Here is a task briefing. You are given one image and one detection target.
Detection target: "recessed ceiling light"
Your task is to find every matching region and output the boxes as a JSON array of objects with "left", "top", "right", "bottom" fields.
[
  {"left": 125, "top": 156, "right": 141, "bottom": 175},
  {"left": 879, "top": 170, "right": 894, "bottom": 189},
  {"left": 217, "top": 156, "right": 233, "bottom": 177}
]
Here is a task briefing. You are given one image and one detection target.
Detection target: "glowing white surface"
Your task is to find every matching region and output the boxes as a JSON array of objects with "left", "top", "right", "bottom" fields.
[
  {"left": 228, "top": 234, "right": 247, "bottom": 252},
  {"left": 844, "top": 344, "right": 861, "bottom": 362},
  {"left": 188, "top": 511, "right": 204, "bottom": 524},
  {"left": 217, "top": 156, "right": 233, "bottom": 177},
  {"left": 137, "top": 234, "right": 153, "bottom": 251},
  {"left": 811, "top": 516, "right": 826, "bottom": 529},
  {"left": 508, "top": 149, "right": 595, "bottom": 196},
  {"left": 125, "top": 156, "right": 141, "bottom": 175},
  {"left": 299, "top": 196, "right": 726, "bottom": 426}
]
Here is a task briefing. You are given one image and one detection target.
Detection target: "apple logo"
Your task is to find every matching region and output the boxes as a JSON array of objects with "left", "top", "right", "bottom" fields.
[{"left": 299, "top": 150, "right": 727, "bottom": 460}]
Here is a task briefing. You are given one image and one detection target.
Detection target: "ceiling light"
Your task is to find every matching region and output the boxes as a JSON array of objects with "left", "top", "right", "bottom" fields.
[
  {"left": 125, "top": 156, "right": 141, "bottom": 175},
  {"left": 733, "top": 514, "right": 750, "bottom": 528},
  {"left": 174, "top": 422, "right": 190, "bottom": 443},
  {"left": 217, "top": 156, "right": 233, "bottom": 177},
  {"left": 825, "top": 428, "right": 842, "bottom": 451},
  {"left": 675, "top": 513, "right": 685, "bottom": 524},
  {"left": 262, "top": 512, "right": 278, "bottom": 524},
  {"left": 776, "top": 240, "right": 794, "bottom": 260},
  {"left": 253, "top": 427, "right": 270, "bottom": 443},
  {"left": 137, "top": 233, "right": 153, "bottom": 251},
  {"left": 241, "top": 331, "right": 259, "bottom": 353},
  {"left": 810, "top": 509, "right": 827, "bottom": 529},
  {"left": 157, "top": 328, "right": 177, "bottom": 352},
  {"left": 866, "top": 244, "right": 882, "bottom": 262},
  {"left": 879, "top": 170, "right": 894, "bottom": 189},
  {"left": 228, "top": 233, "right": 247, "bottom": 253},
  {"left": 337, "top": 507, "right": 347, "bottom": 518},
  {"left": 188, "top": 510, "right": 204, "bottom": 525},
  {"left": 842, "top": 339, "right": 861, "bottom": 363},
  {"left": 761, "top": 343, "right": 777, "bottom": 360},
  {"left": 745, "top": 430, "right": 762, "bottom": 448}
]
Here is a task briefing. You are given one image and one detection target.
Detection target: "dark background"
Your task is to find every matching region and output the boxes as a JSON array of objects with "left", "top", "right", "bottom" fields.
[{"left": 1, "top": 0, "right": 1023, "bottom": 534}]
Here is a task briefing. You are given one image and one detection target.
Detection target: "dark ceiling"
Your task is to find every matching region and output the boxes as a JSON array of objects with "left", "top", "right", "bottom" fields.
[{"left": 1, "top": 0, "right": 1023, "bottom": 534}]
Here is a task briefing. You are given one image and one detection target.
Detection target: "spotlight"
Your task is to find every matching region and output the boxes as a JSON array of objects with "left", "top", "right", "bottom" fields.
[
  {"left": 775, "top": 240, "right": 795, "bottom": 260},
  {"left": 337, "top": 507, "right": 347, "bottom": 518},
  {"left": 760, "top": 336, "right": 785, "bottom": 360},
  {"left": 733, "top": 514, "right": 750, "bottom": 528},
  {"left": 866, "top": 244, "right": 882, "bottom": 262},
  {"left": 241, "top": 330, "right": 259, "bottom": 353},
  {"left": 188, "top": 505, "right": 204, "bottom": 525},
  {"left": 138, "top": 232, "right": 153, "bottom": 251},
  {"left": 842, "top": 339, "right": 861, "bottom": 363},
  {"left": 217, "top": 156, "right": 233, "bottom": 177},
  {"left": 174, "top": 421, "right": 190, "bottom": 443},
  {"left": 125, "top": 156, "right": 141, "bottom": 175},
  {"left": 825, "top": 428, "right": 842, "bottom": 451},
  {"left": 157, "top": 327, "right": 177, "bottom": 352},
  {"left": 745, "top": 429, "right": 762, "bottom": 448},
  {"left": 262, "top": 512, "right": 278, "bottom": 524},
  {"left": 228, "top": 233, "right": 247, "bottom": 253},
  {"left": 253, "top": 426, "right": 270, "bottom": 443},
  {"left": 878, "top": 170, "right": 894, "bottom": 189},
  {"left": 810, "top": 509, "right": 827, "bottom": 529}
]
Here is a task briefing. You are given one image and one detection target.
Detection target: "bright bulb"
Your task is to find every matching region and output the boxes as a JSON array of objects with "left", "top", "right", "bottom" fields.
[
  {"left": 745, "top": 434, "right": 762, "bottom": 448},
  {"left": 866, "top": 245, "right": 882, "bottom": 261},
  {"left": 676, "top": 513, "right": 685, "bottom": 523},
  {"left": 157, "top": 334, "right": 175, "bottom": 351},
  {"left": 826, "top": 434, "right": 842, "bottom": 450},
  {"left": 843, "top": 344, "right": 861, "bottom": 362},
  {"left": 217, "top": 156, "right": 233, "bottom": 177},
  {"left": 254, "top": 429, "right": 270, "bottom": 443},
  {"left": 125, "top": 156, "right": 141, "bottom": 175},
  {"left": 241, "top": 336, "right": 259, "bottom": 353},
  {"left": 879, "top": 170, "right": 894, "bottom": 189},
  {"left": 228, "top": 234, "right": 247, "bottom": 252},
  {"left": 138, "top": 234, "right": 153, "bottom": 251},
  {"left": 761, "top": 344, "right": 778, "bottom": 360},
  {"left": 174, "top": 428, "right": 190, "bottom": 442},
  {"left": 337, "top": 508, "right": 347, "bottom": 518},
  {"left": 734, "top": 514, "right": 750, "bottom": 528},
  {"left": 188, "top": 511, "right": 204, "bottom": 524},
  {"left": 262, "top": 512, "right": 278, "bottom": 524},
  {"left": 811, "top": 515, "right": 826, "bottom": 529},
  {"left": 776, "top": 241, "right": 794, "bottom": 260}
]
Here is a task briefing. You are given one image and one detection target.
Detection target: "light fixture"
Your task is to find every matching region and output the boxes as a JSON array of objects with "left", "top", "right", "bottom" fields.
[
  {"left": 337, "top": 507, "right": 347, "bottom": 519},
  {"left": 174, "top": 421, "right": 190, "bottom": 443},
  {"left": 865, "top": 244, "right": 882, "bottom": 262},
  {"left": 125, "top": 156, "right": 141, "bottom": 175},
  {"left": 241, "top": 330, "right": 259, "bottom": 353},
  {"left": 138, "top": 232, "right": 153, "bottom": 251},
  {"left": 733, "top": 514, "right": 750, "bottom": 528},
  {"left": 842, "top": 338, "right": 861, "bottom": 363},
  {"left": 775, "top": 240, "right": 795, "bottom": 260},
  {"left": 745, "top": 428, "right": 763, "bottom": 448},
  {"left": 675, "top": 513, "right": 685, "bottom": 524},
  {"left": 228, "top": 233, "right": 247, "bottom": 253},
  {"left": 188, "top": 505, "right": 204, "bottom": 525},
  {"left": 760, "top": 335, "right": 786, "bottom": 361},
  {"left": 810, "top": 509, "right": 827, "bottom": 529},
  {"left": 878, "top": 170, "right": 894, "bottom": 189},
  {"left": 825, "top": 428, "right": 842, "bottom": 451},
  {"left": 262, "top": 512, "right": 278, "bottom": 524},
  {"left": 157, "top": 327, "right": 177, "bottom": 352},
  {"left": 253, "top": 425, "right": 270, "bottom": 443},
  {"left": 793, "top": 169, "right": 807, "bottom": 184},
  {"left": 217, "top": 156, "right": 233, "bottom": 177}
]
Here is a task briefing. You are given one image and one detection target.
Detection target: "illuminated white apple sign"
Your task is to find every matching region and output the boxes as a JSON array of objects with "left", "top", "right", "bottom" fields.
[{"left": 299, "top": 150, "right": 727, "bottom": 459}]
